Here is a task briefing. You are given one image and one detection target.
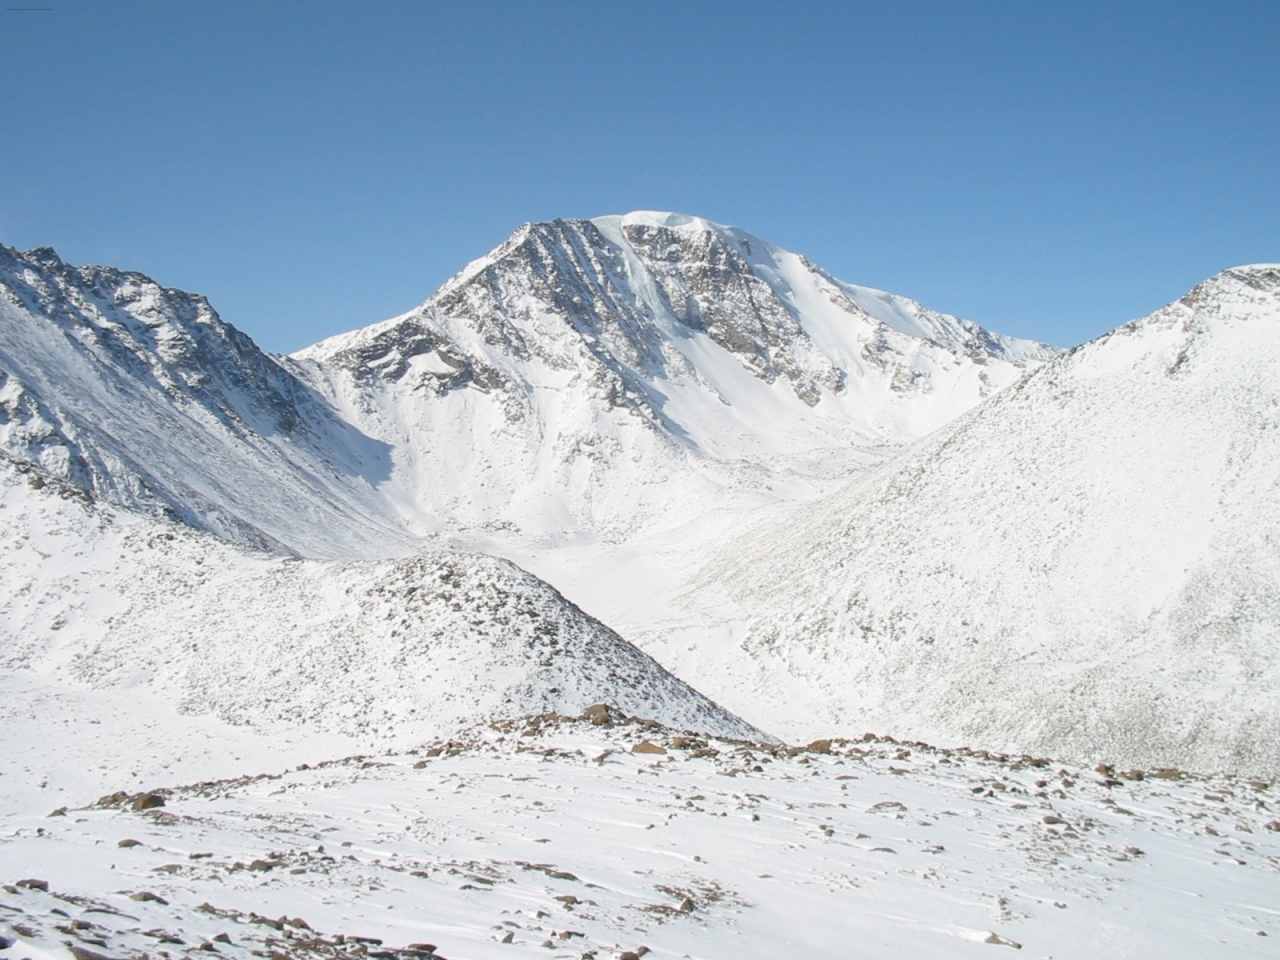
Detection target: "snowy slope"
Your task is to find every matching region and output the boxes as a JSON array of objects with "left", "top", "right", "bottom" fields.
[
  {"left": 696, "top": 265, "right": 1280, "bottom": 776},
  {"left": 293, "top": 212, "right": 1055, "bottom": 545},
  {"left": 0, "top": 452, "right": 760, "bottom": 777},
  {"left": 0, "top": 244, "right": 413, "bottom": 557}
]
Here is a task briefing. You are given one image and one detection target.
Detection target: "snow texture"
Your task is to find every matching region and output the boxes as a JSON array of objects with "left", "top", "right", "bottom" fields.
[{"left": 701, "top": 265, "right": 1280, "bottom": 777}]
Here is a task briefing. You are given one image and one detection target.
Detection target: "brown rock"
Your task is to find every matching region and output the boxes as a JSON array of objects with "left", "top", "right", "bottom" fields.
[
  {"left": 807, "top": 739, "right": 833, "bottom": 754},
  {"left": 117, "top": 838, "right": 142, "bottom": 848},
  {"left": 984, "top": 932, "right": 1022, "bottom": 948},
  {"left": 131, "top": 792, "right": 166, "bottom": 811},
  {"left": 632, "top": 741, "right": 667, "bottom": 755},
  {"left": 68, "top": 947, "right": 125, "bottom": 960}
]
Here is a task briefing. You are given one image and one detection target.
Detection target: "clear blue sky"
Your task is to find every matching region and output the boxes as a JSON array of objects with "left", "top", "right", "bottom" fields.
[{"left": 2, "top": 1, "right": 1276, "bottom": 352}]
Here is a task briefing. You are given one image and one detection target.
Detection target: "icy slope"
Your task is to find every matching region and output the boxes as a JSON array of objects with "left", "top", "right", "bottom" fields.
[
  {"left": 0, "top": 244, "right": 415, "bottom": 556},
  {"left": 294, "top": 212, "right": 1055, "bottom": 545},
  {"left": 0, "top": 453, "right": 760, "bottom": 763},
  {"left": 697, "top": 265, "right": 1280, "bottom": 776}
]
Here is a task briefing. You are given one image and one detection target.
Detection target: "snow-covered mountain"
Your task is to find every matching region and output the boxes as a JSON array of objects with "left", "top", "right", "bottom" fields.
[
  {"left": 695, "top": 265, "right": 1280, "bottom": 776},
  {"left": 0, "top": 217, "right": 1053, "bottom": 557},
  {"left": 0, "top": 451, "right": 760, "bottom": 752},
  {"left": 294, "top": 211, "right": 1056, "bottom": 545},
  {"left": 0, "top": 243, "right": 412, "bottom": 557}
]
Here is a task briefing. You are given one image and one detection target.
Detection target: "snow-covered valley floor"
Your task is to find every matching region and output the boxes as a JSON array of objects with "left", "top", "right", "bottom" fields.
[{"left": 3, "top": 712, "right": 1277, "bottom": 960}]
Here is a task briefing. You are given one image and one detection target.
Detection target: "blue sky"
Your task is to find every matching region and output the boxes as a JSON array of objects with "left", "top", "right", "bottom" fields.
[{"left": 1, "top": 1, "right": 1276, "bottom": 352}]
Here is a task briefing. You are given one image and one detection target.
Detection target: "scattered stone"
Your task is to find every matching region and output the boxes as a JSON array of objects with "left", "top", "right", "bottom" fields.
[
  {"left": 214, "top": 933, "right": 233, "bottom": 944},
  {"left": 869, "top": 801, "right": 906, "bottom": 812},
  {"left": 984, "top": 932, "right": 1022, "bottom": 948},
  {"left": 68, "top": 947, "right": 123, "bottom": 960}
]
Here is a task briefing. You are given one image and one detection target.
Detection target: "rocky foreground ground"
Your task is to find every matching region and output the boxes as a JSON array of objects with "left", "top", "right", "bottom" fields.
[{"left": 2, "top": 708, "right": 1277, "bottom": 960}]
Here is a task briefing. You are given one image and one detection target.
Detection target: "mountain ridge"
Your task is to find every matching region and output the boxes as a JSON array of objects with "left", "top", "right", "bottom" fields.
[{"left": 1, "top": 213, "right": 1056, "bottom": 556}]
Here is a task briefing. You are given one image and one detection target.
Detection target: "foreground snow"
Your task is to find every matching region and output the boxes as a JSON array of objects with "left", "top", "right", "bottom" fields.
[{"left": 2, "top": 713, "right": 1277, "bottom": 960}]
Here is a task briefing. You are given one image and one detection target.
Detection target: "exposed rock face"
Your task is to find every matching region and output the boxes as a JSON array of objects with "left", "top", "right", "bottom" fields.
[{"left": 699, "top": 265, "right": 1280, "bottom": 776}]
